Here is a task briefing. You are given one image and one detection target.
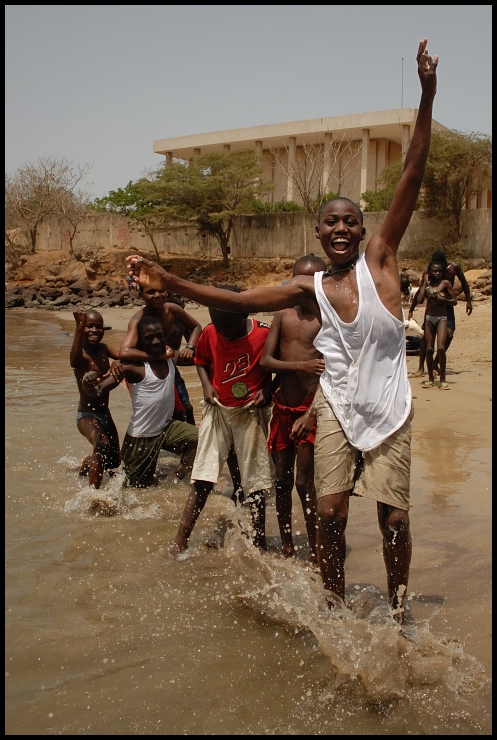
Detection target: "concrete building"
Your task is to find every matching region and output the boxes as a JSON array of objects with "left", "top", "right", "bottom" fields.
[
  {"left": 154, "top": 109, "right": 492, "bottom": 210},
  {"left": 154, "top": 109, "right": 444, "bottom": 207}
]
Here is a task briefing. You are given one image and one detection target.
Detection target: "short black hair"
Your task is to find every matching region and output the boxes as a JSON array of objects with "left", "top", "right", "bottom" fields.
[
  {"left": 317, "top": 197, "right": 364, "bottom": 225},
  {"left": 293, "top": 254, "right": 327, "bottom": 276},
  {"left": 137, "top": 314, "right": 163, "bottom": 339},
  {"left": 431, "top": 250, "right": 447, "bottom": 265},
  {"left": 427, "top": 260, "right": 443, "bottom": 272},
  {"left": 208, "top": 285, "right": 249, "bottom": 322}
]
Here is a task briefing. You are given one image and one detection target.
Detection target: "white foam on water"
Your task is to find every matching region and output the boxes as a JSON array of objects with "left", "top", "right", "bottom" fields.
[{"left": 198, "top": 496, "right": 490, "bottom": 710}]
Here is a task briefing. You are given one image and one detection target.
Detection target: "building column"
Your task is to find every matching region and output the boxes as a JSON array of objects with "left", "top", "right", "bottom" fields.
[
  {"left": 193, "top": 148, "right": 201, "bottom": 158},
  {"left": 166, "top": 152, "right": 173, "bottom": 166},
  {"left": 401, "top": 124, "right": 410, "bottom": 161},
  {"left": 321, "top": 132, "right": 332, "bottom": 193},
  {"left": 480, "top": 187, "right": 488, "bottom": 208},
  {"left": 360, "top": 128, "right": 370, "bottom": 207},
  {"left": 255, "top": 140, "right": 263, "bottom": 160},
  {"left": 287, "top": 136, "right": 296, "bottom": 201},
  {"left": 223, "top": 144, "right": 231, "bottom": 152}
]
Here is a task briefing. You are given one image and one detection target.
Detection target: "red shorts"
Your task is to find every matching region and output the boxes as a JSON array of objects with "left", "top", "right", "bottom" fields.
[{"left": 268, "top": 392, "right": 316, "bottom": 452}]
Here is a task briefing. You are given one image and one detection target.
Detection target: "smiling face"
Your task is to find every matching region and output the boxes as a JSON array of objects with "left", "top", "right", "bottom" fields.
[
  {"left": 142, "top": 286, "right": 168, "bottom": 309},
  {"left": 315, "top": 199, "right": 365, "bottom": 267},
  {"left": 84, "top": 312, "right": 104, "bottom": 346}
]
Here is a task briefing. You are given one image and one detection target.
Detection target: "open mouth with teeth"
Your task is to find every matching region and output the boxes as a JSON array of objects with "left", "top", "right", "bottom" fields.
[{"left": 332, "top": 238, "right": 350, "bottom": 252}]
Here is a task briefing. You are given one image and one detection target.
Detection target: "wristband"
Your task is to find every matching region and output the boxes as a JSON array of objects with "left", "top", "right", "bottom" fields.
[{"left": 185, "top": 344, "right": 196, "bottom": 352}]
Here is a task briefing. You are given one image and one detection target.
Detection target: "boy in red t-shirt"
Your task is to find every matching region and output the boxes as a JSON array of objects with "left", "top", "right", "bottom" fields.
[{"left": 170, "top": 287, "right": 277, "bottom": 555}]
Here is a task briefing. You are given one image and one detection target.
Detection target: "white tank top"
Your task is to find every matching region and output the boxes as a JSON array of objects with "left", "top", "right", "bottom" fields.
[
  {"left": 127, "top": 360, "right": 175, "bottom": 438},
  {"left": 313, "top": 253, "right": 411, "bottom": 452}
]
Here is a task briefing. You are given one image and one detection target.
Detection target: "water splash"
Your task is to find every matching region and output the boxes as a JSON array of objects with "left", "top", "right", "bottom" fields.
[{"left": 202, "top": 497, "right": 490, "bottom": 706}]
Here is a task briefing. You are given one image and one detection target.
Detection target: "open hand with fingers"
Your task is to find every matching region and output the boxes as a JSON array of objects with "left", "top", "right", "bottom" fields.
[{"left": 125, "top": 255, "right": 170, "bottom": 292}]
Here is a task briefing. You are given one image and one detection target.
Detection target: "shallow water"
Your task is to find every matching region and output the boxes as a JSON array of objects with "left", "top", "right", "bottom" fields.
[{"left": 5, "top": 311, "right": 492, "bottom": 735}]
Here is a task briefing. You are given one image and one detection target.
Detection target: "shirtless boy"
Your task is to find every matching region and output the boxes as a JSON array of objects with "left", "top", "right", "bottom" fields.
[
  {"left": 70, "top": 308, "right": 123, "bottom": 490},
  {"left": 260, "top": 254, "right": 326, "bottom": 566},
  {"left": 120, "top": 283, "right": 202, "bottom": 368},
  {"left": 416, "top": 261, "right": 456, "bottom": 390},
  {"left": 126, "top": 40, "right": 438, "bottom": 621}
]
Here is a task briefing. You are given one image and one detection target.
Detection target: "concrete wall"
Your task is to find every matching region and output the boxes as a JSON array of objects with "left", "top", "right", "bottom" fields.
[{"left": 30, "top": 209, "right": 492, "bottom": 261}]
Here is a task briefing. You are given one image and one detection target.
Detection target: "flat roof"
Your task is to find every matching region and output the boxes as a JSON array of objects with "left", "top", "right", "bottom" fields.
[{"left": 154, "top": 108, "right": 449, "bottom": 159}]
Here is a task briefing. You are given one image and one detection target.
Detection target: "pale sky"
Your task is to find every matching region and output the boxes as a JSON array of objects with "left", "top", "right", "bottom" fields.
[{"left": 5, "top": 5, "right": 492, "bottom": 199}]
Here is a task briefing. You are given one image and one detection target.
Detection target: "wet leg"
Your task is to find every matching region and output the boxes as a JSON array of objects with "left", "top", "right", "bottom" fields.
[
  {"left": 174, "top": 438, "right": 198, "bottom": 480},
  {"left": 316, "top": 491, "right": 349, "bottom": 603},
  {"left": 377, "top": 503, "right": 412, "bottom": 623},
  {"left": 273, "top": 448, "right": 296, "bottom": 557},
  {"left": 171, "top": 479, "right": 213, "bottom": 554},
  {"left": 295, "top": 443, "right": 318, "bottom": 567},
  {"left": 227, "top": 446, "right": 244, "bottom": 504},
  {"left": 77, "top": 417, "right": 113, "bottom": 490},
  {"left": 247, "top": 489, "right": 267, "bottom": 550}
]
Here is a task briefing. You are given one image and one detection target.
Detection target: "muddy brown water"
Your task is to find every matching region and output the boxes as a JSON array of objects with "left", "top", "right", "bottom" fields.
[{"left": 5, "top": 309, "right": 491, "bottom": 735}]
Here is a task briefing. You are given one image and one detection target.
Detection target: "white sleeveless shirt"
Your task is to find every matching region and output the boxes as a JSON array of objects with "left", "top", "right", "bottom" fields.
[
  {"left": 127, "top": 360, "right": 175, "bottom": 438},
  {"left": 313, "top": 253, "right": 411, "bottom": 452}
]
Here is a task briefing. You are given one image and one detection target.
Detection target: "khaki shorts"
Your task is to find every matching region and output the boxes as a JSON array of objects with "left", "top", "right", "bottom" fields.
[
  {"left": 191, "top": 400, "right": 275, "bottom": 495},
  {"left": 314, "top": 387, "right": 413, "bottom": 511}
]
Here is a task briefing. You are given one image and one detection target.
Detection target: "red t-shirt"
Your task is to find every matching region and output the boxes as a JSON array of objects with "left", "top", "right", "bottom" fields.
[{"left": 194, "top": 319, "right": 271, "bottom": 407}]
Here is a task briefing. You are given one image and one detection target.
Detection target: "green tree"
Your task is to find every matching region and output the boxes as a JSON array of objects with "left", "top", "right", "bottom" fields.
[
  {"left": 422, "top": 130, "right": 492, "bottom": 243},
  {"left": 92, "top": 181, "right": 167, "bottom": 260},
  {"left": 361, "top": 162, "right": 403, "bottom": 212},
  {"left": 143, "top": 150, "right": 273, "bottom": 266}
]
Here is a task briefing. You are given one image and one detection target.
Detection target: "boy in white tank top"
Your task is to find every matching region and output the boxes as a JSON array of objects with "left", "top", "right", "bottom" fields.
[
  {"left": 83, "top": 315, "right": 199, "bottom": 488},
  {"left": 126, "top": 40, "right": 438, "bottom": 622}
]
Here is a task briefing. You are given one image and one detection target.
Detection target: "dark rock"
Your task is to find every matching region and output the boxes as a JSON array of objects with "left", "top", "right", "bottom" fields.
[
  {"left": 5, "top": 294, "right": 25, "bottom": 308},
  {"left": 69, "top": 278, "right": 91, "bottom": 294},
  {"left": 24, "top": 300, "right": 41, "bottom": 308},
  {"left": 48, "top": 264, "right": 61, "bottom": 276},
  {"left": 107, "top": 291, "right": 125, "bottom": 307},
  {"left": 52, "top": 295, "right": 72, "bottom": 307},
  {"left": 39, "top": 287, "right": 63, "bottom": 301}
]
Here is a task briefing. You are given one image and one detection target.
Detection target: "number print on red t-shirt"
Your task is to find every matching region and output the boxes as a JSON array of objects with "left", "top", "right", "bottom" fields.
[{"left": 221, "top": 353, "right": 250, "bottom": 383}]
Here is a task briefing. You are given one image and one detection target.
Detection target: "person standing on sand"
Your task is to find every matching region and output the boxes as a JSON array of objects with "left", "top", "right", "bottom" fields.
[
  {"left": 125, "top": 39, "right": 438, "bottom": 623},
  {"left": 416, "top": 261, "right": 456, "bottom": 390},
  {"left": 70, "top": 308, "right": 124, "bottom": 490},
  {"left": 260, "top": 254, "right": 327, "bottom": 567},
  {"left": 408, "top": 250, "right": 472, "bottom": 378}
]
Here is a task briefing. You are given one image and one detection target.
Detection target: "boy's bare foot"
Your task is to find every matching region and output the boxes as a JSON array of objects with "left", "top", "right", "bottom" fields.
[
  {"left": 89, "top": 498, "right": 118, "bottom": 516},
  {"left": 276, "top": 544, "right": 296, "bottom": 559},
  {"left": 79, "top": 455, "right": 92, "bottom": 477},
  {"left": 307, "top": 554, "right": 320, "bottom": 572},
  {"left": 169, "top": 541, "right": 187, "bottom": 557}
]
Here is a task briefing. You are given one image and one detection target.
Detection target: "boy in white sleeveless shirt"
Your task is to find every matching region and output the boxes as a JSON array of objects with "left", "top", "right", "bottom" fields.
[
  {"left": 83, "top": 315, "right": 199, "bottom": 488},
  {"left": 126, "top": 39, "right": 438, "bottom": 622}
]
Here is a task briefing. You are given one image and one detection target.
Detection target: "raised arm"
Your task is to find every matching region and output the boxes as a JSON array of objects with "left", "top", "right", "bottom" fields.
[
  {"left": 168, "top": 304, "right": 202, "bottom": 363},
  {"left": 70, "top": 309, "right": 87, "bottom": 368},
  {"left": 126, "top": 256, "right": 315, "bottom": 315},
  {"left": 369, "top": 39, "right": 438, "bottom": 259}
]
